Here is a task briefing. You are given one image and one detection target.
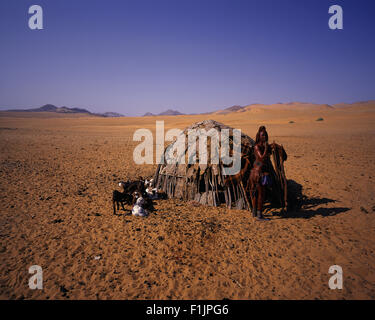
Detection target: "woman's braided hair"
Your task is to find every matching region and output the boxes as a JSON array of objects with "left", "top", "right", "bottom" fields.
[{"left": 255, "top": 126, "right": 268, "bottom": 145}]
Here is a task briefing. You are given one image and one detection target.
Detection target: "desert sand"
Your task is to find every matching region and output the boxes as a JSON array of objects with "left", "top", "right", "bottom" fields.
[{"left": 0, "top": 102, "right": 374, "bottom": 299}]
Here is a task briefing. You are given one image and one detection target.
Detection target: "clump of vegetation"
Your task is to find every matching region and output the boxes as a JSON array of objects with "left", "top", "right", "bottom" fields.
[
  {"left": 316, "top": 117, "right": 324, "bottom": 121},
  {"left": 289, "top": 121, "right": 295, "bottom": 124}
]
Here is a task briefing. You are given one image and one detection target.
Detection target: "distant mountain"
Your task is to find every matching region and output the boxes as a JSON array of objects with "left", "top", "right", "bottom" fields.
[
  {"left": 158, "top": 109, "right": 184, "bottom": 116},
  {"left": 333, "top": 100, "right": 375, "bottom": 108},
  {"left": 211, "top": 102, "right": 337, "bottom": 114},
  {"left": 67, "top": 107, "right": 92, "bottom": 114},
  {"left": 4, "top": 104, "right": 124, "bottom": 117},
  {"left": 96, "top": 112, "right": 125, "bottom": 117},
  {"left": 36, "top": 104, "right": 59, "bottom": 112},
  {"left": 143, "top": 112, "right": 155, "bottom": 117},
  {"left": 143, "top": 109, "right": 184, "bottom": 116},
  {"left": 7, "top": 104, "right": 92, "bottom": 114},
  {"left": 213, "top": 105, "right": 244, "bottom": 115},
  {"left": 224, "top": 105, "right": 244, "bottom": 112}
]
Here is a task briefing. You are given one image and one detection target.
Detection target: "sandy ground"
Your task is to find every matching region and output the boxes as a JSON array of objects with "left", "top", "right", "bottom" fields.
[{"left": 0, "top": 103, "right": 374, "bottom": 299}]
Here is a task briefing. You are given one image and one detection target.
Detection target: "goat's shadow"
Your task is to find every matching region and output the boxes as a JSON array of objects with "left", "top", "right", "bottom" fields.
[
  {"left": 114, "top": 210, "right": 132, "bottom": 217},
  {"left": 113, "top": 204, "right": 158, "bottom": 217},
  {"left": 275, "top": 179, "right": 351, "bottom": 219}
]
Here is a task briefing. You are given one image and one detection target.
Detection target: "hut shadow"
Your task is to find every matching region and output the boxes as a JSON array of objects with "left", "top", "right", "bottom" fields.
[{"left": 281, "top": 179, "right": 350, "bottom": 219}]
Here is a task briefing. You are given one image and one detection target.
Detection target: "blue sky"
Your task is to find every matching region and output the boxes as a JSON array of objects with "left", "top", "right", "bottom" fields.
[{"left": 0, "top": 0, "right": 374, "bottom": 116}]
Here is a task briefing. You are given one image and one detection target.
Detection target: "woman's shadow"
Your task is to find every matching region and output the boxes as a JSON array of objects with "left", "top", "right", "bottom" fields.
[{"left": 281, "top": 179, "right": 350, "bottom": 219}]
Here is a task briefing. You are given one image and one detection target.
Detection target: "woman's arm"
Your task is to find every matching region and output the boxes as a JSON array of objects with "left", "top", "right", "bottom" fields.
[{"left": 254, "top": 143, "right": 268, "bottom": 161}]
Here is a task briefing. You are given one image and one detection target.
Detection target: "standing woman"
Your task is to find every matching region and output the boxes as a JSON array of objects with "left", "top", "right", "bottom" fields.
[{"left": 249, "top": 126, "right": 272, "bottom": 221}]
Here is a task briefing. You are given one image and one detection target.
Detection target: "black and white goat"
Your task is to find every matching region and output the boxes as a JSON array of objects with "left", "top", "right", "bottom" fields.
[
  {"left": 112, "top": 179, "right": 148, "bottom": 215},
  {"left": 144, "top": 178, "right": 168, "bottom": 200},
  {"left": 112, "top": 181, "right": 133, "bottom": 215}
]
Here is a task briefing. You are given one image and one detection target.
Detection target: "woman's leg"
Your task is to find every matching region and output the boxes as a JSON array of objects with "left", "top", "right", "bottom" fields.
[
  {"left": 257, "top": 186, "right": 265, "bottom": 213},
  {"left": 257, "top": 185, "right": 264, "bottom": 212},
  {"left": 256, "top": 185, "right": 269, "bottom": 221},
  {"left": 251, "top": 190, "right": 257, "bottom": 216},
  {"left": 249, "top": 170, "right": 258, "bottom": 216}
]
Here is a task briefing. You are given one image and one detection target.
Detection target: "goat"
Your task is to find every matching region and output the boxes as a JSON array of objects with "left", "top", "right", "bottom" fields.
[
  {"left": 112, "top": 189, "right": 133, "bottom": 215},
  {"left": 131, "top": 191, "right": 155, "bottom": 216},
  {"left": 112, "top": 180, "right": 146, "bottom": 215},
  {"left": 144, "top": 178, "right": 154, "bottom": 188},
  {"left": 123, "top": 179, "right": 145, "bottom": 195}
]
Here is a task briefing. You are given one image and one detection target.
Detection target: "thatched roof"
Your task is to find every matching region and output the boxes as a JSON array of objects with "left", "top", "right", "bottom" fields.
[{"left": 154, "top": 120, "right": 288, "bottom": 211}]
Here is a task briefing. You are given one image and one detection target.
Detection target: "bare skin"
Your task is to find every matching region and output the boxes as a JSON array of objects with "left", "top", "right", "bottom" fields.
[{"left": 249, "top": 130, "right": 271, "bottom": 221}]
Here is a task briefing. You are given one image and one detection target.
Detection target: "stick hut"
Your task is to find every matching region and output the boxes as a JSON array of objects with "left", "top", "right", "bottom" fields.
[{"left": 153, "top": 120, "right": 288, "bottom": 211}]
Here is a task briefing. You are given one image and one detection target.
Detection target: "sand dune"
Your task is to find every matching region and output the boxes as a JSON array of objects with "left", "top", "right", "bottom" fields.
[
  {"left": 212, "top": 100, "right": 375, "bottom": 116},
  {"left": 0, "top": 103, "right": 374, "bottom": 299}
]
